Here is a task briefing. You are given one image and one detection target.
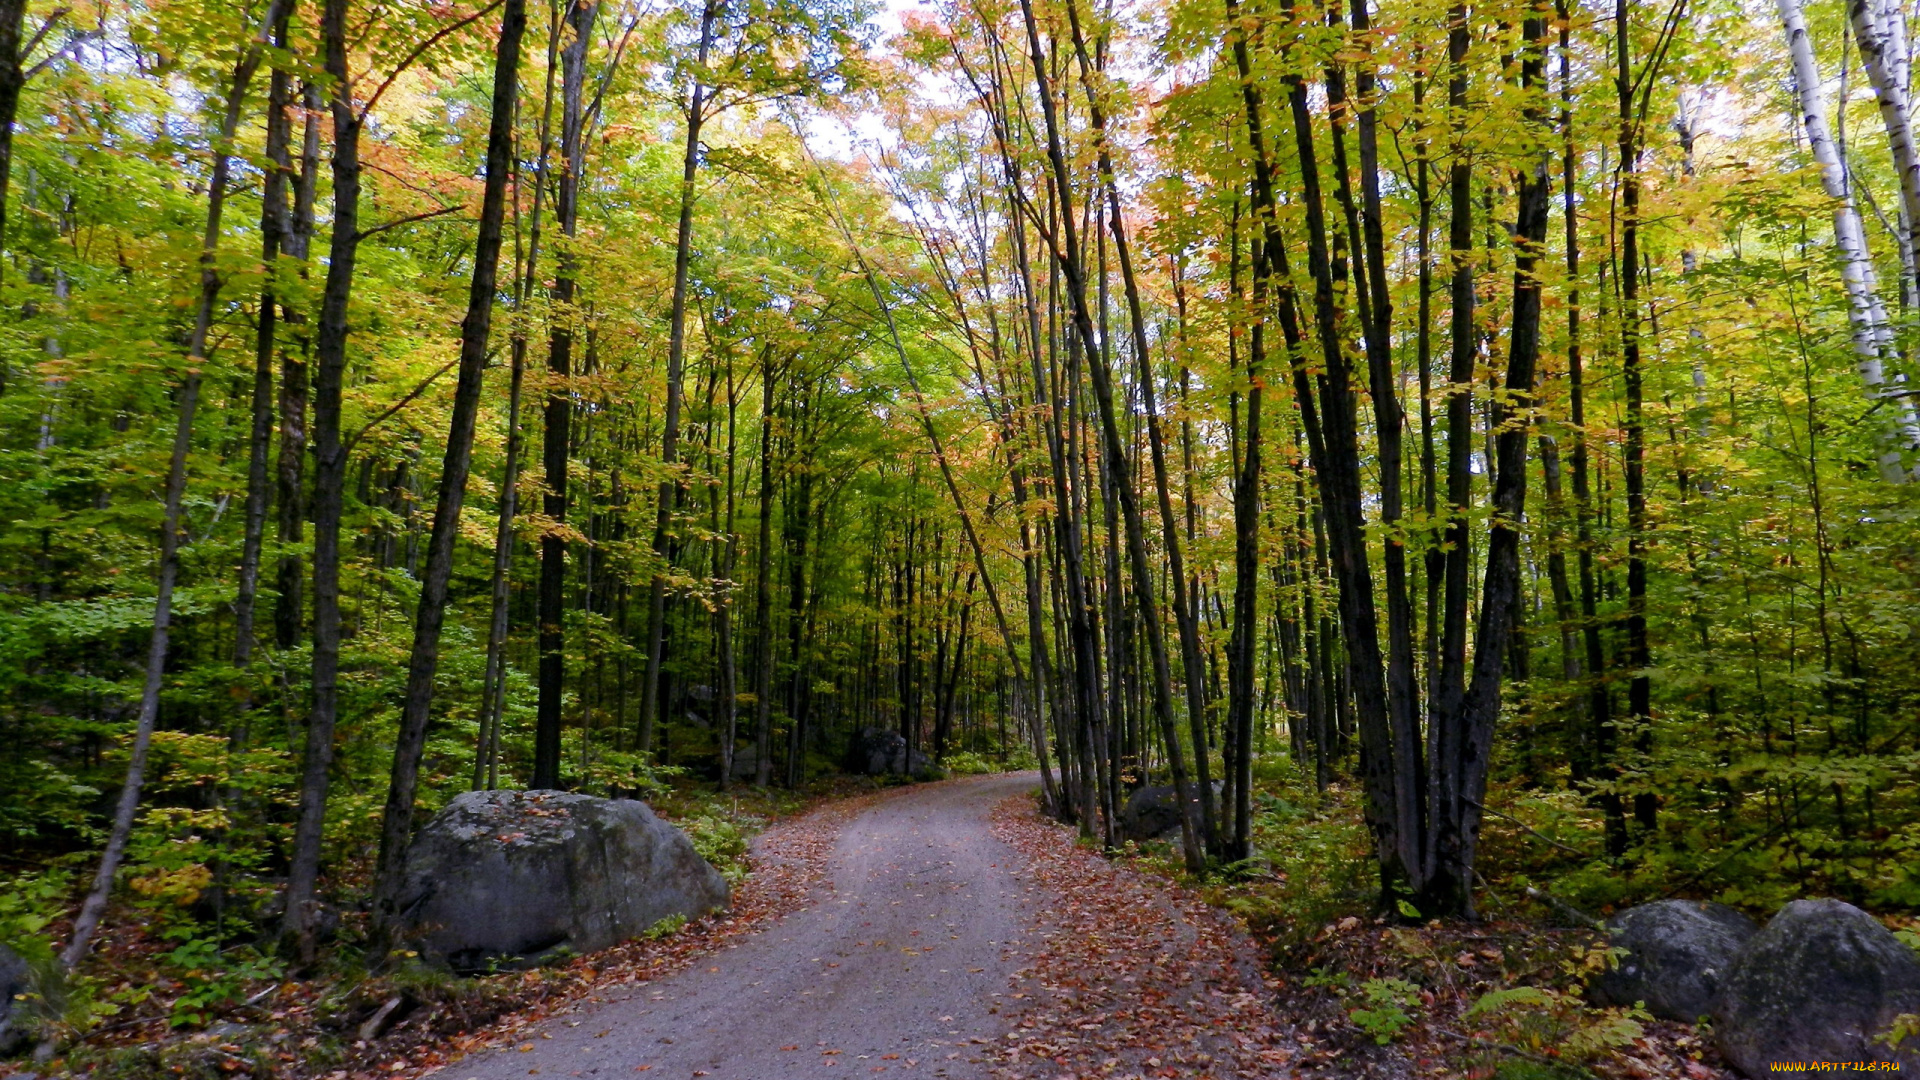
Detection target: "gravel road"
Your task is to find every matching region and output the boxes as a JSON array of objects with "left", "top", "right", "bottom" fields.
[{"left": 449, "top": 773, "right": 1043, "bottom": 1080}]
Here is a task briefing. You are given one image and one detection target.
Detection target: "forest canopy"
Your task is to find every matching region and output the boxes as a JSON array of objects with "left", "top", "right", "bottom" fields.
[{"left": 2, "top": 0, "right": 1920, "bottom": 1053}]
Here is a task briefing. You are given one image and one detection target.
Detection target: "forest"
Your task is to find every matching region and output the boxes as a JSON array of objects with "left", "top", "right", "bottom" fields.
[{"left": 2, "top": 0, "right": 1920, "bottom": 1071}]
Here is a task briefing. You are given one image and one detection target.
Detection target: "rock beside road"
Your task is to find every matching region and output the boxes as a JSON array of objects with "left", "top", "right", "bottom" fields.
[
  {"left": 1115, "top": 783, "right": 1217, "bottom": 844},
  {"left": 395, "top": 790, "right": 728, "bottom": 973},
  {"left": 0, "top": 942, "right": 29, "bottom": 1055},
  {"left": 846, "top": 727, "right": 929, "bottom": 777},
  {"left": 1713, "top": 899, "right": 1920, "bottom": 1077},
  {"left": 1588, "top": 899, "right": 1756, "bottom": 1022}
]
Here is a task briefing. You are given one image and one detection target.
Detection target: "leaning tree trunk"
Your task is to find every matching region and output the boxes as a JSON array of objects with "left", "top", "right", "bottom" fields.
[
  {"left": 369, "top": 0, "right": 525, "bottom": 948},
  {"left": 638, "top": 0, "right": 717, "bottom": 755},
  {"left": 1224, "top": 0, "right": 1403, "bottom": 891},
  {"left": 1853, "top": 0, "right": 1920, "bottom": 318},
  {"left": 65, "top": 0, "right": 284, "bottom": 973},
  {"left": 1018, "top": 0, "right": 1203, "bottom": 873},
  {"left": 1062, "top": 2, "right": 1219, "bottom": 856},
  {"left": 1780, "top": 0, "right": 1920, "bottom": 479},
  {"left": 476, "top": 8, "right": 561, "bottom": 791},
  {"left": 1349, "top": 0, "right": 1425, "bottom": 876},
  {"left": 283, "top": 0, "right": 365, "bottom": 963}
]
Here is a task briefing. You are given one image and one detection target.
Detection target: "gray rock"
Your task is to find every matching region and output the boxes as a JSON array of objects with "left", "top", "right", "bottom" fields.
[
  {"left": 1116, "top": 783, "right": 1218, "bottom": 843},
  {"left": 395, "top": 790, "right": 729, "bottom": 973},
  {"left": 847, "top": 727, "right": 928, "bottom": 776},
  {"left": 0, "top": 942, "right": 27, "bottom": 1055},
  {"left": 1715, "top": 899, "right": 1920, "bottom": 1077},
  {"left": 1588, "top": 900, "right": 1757, "bottom": 1021}
]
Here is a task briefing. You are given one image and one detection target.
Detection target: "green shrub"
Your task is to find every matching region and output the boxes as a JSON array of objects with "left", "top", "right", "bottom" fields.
[
  {"left": 644, "top": 913, "right": 689, "bottom": 940},
  {"left": 1349, "top": 977, "right": 1420, "bottom": 1045},
  {"left": 680, "top": 813, "right": 751, "bottom": 883},
  {"left": 160, "top": 938, "right": 284, "bottom": 1028},
  {"left": 941, "top": 750, "right": 999, "bottom": 775},
  {"left": 1466, "top": 985, "right": 1649, "bottom": 1062}
]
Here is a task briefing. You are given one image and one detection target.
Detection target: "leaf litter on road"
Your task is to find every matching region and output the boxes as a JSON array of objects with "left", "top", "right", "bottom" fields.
[{"left": 987, "top": 795, "right": 1296, "bottom": 1080}]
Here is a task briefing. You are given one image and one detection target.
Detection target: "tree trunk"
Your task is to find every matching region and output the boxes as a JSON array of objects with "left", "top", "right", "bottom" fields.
[
  {"left": 1424, "top": 10, "right": 1550, "bottom": 917},
  {"left": 1348, "top": 0, "right": 1424, "bottom": 875},
  {"left": 1019, "top": 0, "right": 1202, "bottom": 872},
  {"left": 236, "top": 3, "right": 296, "bottom": 666},
  {"left": 67, "top": 1, "right": 283, "bottom": 971},
  {"left": 370, "top": 0, "right": 524, "bottom": 945},
  {"left": 1853, "top": 0, "right": 1920, "bottom": 321},
  {"left": 477, "top": 8, "right": 562, "bottom": 791},
  {"left": 639, "top": 0, "right": 717, "bottom": 754},
  {"left": 1225, "top": 0, "right": 1400, "bottom": 889},
  {"left": 1778, "top": 0, "right": 1920, "bottom": 478},
  {"left": 0, "top": 0, "right": 27, "bottom": 263},
  {"left": 535, "top": 0, "right": 597, "bottom": 790},
  {"left": 274, "top": 80, "right": 321, "bottom": 652},
  {"left": 716, "top": 347, "right": 741, "bottom": 790},
  {"left": 1619, "top": 0, "right": 1655, "bottom": 840},
  {"left": 1432, "top": 1, "right": 1476, "bottom": 873},
  {"left": 284, "top": 0, "right": 364, "bottom": 962},
  {"left": 752, "top": 346, "right": 777, "bottom": 787},
  {"left": 1063, "top": 5, "right": 1218, "bottom": 854}
]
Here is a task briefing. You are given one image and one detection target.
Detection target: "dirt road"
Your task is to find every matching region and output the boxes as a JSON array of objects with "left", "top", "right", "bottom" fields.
[{"left": 449, "top": 773, "right": 1042, "bottom": 1080}]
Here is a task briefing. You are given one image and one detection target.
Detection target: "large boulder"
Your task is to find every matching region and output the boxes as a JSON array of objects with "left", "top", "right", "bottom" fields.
[
  {"left": 1588, "top": 900, "right": 1757, "bottom": 1022},
  {"left": 1715, "top": 899, "right": 1920, "bottom": 1077},
  {"left": 846, "top": 727, "right": 928, "bottom": 777},
  {"left": 395, "top": 790, "right": 729, "bottom": 973},
  {"left": 0, "top": 942, "right": 27, "bottom": 1055},
  {"left": 1116, "top": 783, "right": 1219, "bottom": 843}
]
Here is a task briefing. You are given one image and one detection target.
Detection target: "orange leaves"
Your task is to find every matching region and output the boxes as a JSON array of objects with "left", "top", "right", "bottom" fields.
[{"left": 984, "top": 797, "right": 1296, "bottom": 1079}]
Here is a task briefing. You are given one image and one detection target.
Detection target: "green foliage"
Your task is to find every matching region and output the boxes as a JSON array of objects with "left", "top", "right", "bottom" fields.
[
  {"left": 940, "top": 750, "right": 1000, "bottom": 775},
  {"left": 159, "top": 938, "right": 284, "bottom": 1029},
  {"left": 0, "top": 868, "right": 70, "bottom": 949},
  {"left": 643, "top": 913, "right": 690, "bottom": 940},
  {"left": 576, "top": 744, "right": 688, "bottom": 799},
  {"left": 679, "top": 813, "right": 751, "bottom": 885},
  {"left": 1489, "top": 1060, "right": 1588, "bottom": 1080},
  {"left": 1347, "top": 977, "right": 1420, "bottom": 1045},
  {"left": 1879, "top": 1013, "right": 1920, "bottom": 1052},
  {"left": 1206, "top": 760, "right": 1374, "bottom": 951},
  {"left": 1466, "top": 985, "right": 1649, "bottom": 1063}
]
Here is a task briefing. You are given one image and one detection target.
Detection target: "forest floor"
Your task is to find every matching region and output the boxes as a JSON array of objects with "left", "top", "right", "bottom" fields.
[
  {"left": 394, "top": 772, "right": 1297, "bottom": 1080},
  {"left": 379, "top": 772, "right": 1744, "bottom": 1080},
  {"left": 17, "top": 773, "right": 1745, "bottom": 1080}
]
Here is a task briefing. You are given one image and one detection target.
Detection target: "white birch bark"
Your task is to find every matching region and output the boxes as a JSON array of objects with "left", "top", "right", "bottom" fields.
[
  {"left": 1781, "top": 0, "right": 1920, "bottom": 480},
  {"left": 1882, "top": 0, "right": 1911, "bottom": 118},
  {"left": 1852, "top": 0, "right": 1920, "bottom": 302}
]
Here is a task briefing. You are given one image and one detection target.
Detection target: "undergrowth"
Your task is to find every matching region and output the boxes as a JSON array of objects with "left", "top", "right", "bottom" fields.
[
  {"left": 0, "top": 773, "right": 877, "bottom": 1074},
  {"left": 1109, "top": 754, "right": 1736, "bottom": 1078}
]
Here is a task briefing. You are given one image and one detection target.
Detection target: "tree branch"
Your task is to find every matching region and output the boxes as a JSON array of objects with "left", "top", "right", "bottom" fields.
[
  {"left": 343, "top": 357, "right": 461, "bottom": 454},
  {"left": 1465, "top": 797, "right": 1592, "bottom": 859},
  {"left": 356, "top": 203, "right": 466, "bottom": 241},
  {"left": 358, "top": 0, "right": 506, "bottom": 121}
]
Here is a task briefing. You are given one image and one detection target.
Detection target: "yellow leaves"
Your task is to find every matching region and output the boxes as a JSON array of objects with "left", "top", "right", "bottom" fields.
[{"left": 130, "top": 861, "right": 213, "bottom": 907}]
